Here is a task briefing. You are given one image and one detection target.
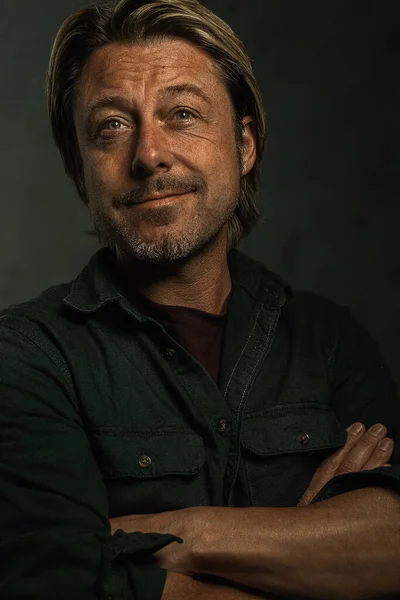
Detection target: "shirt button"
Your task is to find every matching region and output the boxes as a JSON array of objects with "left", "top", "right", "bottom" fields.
[
  {"left": 217, "top": 418, "right": 229, "bottom": 434},
  {"left": 139, "top": 455, "right": 152, "bottom": 468},
  {"left": 165, "top": 348, "right": 176, "bottom": 359},
  {"left": 299, "top": 433, "right": 310, "bottom": 446}
]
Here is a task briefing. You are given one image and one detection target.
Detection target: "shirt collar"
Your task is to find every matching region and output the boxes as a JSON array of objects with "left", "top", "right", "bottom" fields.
[{"left": 62, "top": 246, "right": 291, "bottom": 315}]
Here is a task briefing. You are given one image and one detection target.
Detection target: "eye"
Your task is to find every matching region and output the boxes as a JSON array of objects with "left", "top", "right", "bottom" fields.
[
  {"left": 103, "top": 119, "right": 124, "bottom": 130},
  {"left": 94, "top": 118, "right": 130, "bottom": 140},
  {"left": 173, "top": 109, "right": 195, "bottom": 121},
  {"left": 96, "top": 119, "right": 130, "bottom": 137}
]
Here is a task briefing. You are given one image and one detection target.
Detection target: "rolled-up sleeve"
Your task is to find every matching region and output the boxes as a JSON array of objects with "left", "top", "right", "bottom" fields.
[
  {"left": 311, "top": 305, "right": 400, "bottom": 504},
  {"left": 0, "top": 323, "right": 180, "bottom": 599}
]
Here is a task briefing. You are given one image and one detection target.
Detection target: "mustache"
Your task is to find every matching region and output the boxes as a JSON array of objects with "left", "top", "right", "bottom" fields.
[{"left": 114, "top": 176, "right": 206, "bottom": 206}]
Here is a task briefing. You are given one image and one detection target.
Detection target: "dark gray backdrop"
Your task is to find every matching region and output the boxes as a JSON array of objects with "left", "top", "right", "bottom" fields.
[{"left": 1, "top": 1, "right": 399, "bottom": 383}]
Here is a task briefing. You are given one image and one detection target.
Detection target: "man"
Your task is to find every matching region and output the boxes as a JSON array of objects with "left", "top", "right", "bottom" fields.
[{"left": 0, "top": 0, "right": 399, "bottom": 599}]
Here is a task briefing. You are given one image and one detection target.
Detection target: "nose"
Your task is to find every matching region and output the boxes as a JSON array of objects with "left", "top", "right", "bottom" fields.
[{"left": 131, "top": 119, "right": 172, "bottom": 178}]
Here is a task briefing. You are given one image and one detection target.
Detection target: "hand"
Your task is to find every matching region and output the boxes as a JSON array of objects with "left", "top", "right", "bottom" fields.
[{"left": 297, "top": 422, "right": 394, "bottom": 507}]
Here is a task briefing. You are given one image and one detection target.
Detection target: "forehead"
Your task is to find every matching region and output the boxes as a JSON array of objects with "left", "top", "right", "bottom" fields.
[{"left": 75, "top": 39, "right": 227, "bottom": 111}]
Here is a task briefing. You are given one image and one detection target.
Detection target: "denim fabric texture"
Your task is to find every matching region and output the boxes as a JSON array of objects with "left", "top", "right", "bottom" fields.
[{"left": 0, "top": 247, "right": 399, "bottom": 599}]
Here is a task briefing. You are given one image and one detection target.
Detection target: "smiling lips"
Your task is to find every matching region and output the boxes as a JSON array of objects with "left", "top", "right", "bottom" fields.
[{"left": 132, "top": 191, "right": 192, "bottom": 205}]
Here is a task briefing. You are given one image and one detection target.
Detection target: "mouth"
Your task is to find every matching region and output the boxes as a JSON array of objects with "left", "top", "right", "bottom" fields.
[
  {"left": 126, "top": 191, "right": 193, "bottom": 207},
  {"left": 146, "top": 191, "right": 190, "bottom": 201},
  {"left": 140, "top": 192, "right": 189, "bottom": 204}
]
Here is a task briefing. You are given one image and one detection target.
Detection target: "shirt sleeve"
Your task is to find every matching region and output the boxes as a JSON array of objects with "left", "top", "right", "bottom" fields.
[
  {"left": 311, "top": 305, "right": 400, "bottom": 504},
  {"left": 0, "top": 322, "right": 181, "bottom": 600}
]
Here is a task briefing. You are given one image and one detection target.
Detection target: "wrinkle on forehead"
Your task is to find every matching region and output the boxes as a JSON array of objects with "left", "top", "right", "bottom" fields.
[{"left": 75, "top": 40, "right": 225, "bottom": 114}]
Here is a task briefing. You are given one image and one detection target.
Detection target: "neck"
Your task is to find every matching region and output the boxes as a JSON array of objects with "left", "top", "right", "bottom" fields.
[{"left": 115, "top": 237, "right": 232, "bottom": 315}]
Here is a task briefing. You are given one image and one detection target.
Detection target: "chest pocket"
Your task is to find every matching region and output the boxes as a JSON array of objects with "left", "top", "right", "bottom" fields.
[
  {"left": 240, "top": 406, "right": 347, "bottom": 507},
  {"left": 91, "top": 428, "right": 206, "bottom": 517}
]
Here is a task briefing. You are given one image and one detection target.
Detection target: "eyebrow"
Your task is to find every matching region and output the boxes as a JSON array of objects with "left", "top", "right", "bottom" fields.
[
  {"left": 83, "top": 83, "right": 213, "bottom": 123},
  {"left": 160, "top": 83, "right": 213, "bottom": 106},
  {"left": 83, "top": 95, "right": 130, "bottom": 124}
]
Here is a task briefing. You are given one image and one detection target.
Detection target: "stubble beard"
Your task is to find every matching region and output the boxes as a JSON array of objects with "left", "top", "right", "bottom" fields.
[{"left": 89, "top": 181, "right": 241, "bottom": 265}]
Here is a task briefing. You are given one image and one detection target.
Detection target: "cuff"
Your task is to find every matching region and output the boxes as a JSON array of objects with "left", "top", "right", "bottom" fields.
[
  {"left": 310, "top": 466, "right": 400, "bottom": 504},
  {"left": 101, "top": 531, "right": 183, "bottom": 600}
]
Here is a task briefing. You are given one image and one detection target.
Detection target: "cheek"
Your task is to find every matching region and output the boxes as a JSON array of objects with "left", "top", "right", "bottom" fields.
[
  {"left": 207, "top": 144, "right": 240, "bottom": 192},
  {"left": 211, "top": 126, "right": 240, "bottom": 179},
  {"left": 83, "top": 152, "right": 122, "bottom": 197},
  {"left": 82, "top": 163, "right": 102, "bottom": 198}
]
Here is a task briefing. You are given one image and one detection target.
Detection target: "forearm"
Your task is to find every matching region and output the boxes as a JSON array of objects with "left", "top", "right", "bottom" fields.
[
  {"left": 162, "top": 572, "right": 276, "bottom": 599},
  {"left": 162, "top": 573, "right": 207, "bottom": 600},
  {"left": 192, "top": 487, "right": 400, "bottom": 600}
]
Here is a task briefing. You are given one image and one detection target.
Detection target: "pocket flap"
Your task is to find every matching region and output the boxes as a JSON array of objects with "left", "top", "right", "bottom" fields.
[
  {"left": 91, "top": 429, "right": 205, "bottom": 479},
  {"left": 241, "top": 407, "right": 346, "bottom": 456}
]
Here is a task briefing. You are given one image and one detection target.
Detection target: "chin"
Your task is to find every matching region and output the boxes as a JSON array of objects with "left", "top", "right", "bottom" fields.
[{"left": 120, "top": 236, "right": 194, "bottom": 264}]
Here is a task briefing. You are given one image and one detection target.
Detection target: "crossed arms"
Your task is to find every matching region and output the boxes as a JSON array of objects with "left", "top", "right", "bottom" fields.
[
  {"left": 1, "top": 316, "right": 399, "bottom": 599},
  {"left": 110, "top": 423, "right": 400, "bottom": 600}
]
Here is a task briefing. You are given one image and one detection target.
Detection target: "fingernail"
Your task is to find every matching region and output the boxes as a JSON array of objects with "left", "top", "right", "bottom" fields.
[
  {"left": 379, "top": 439, "right": 393, "bottom": 451},
  {"left": 370, "top": 424, "right": 385, "bottom": 435},
  {"left": 347, "top": 423, "right": 364, "bottom": 434}
]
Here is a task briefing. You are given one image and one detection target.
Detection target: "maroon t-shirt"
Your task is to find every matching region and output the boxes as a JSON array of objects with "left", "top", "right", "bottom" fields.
[{"left": 129, "top": 289, "right": 232, "bottom": 386}]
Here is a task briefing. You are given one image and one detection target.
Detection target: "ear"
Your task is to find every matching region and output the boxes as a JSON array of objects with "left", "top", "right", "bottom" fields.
[{"left": 240, "top": 116, "right": 257, "bottom": 176}]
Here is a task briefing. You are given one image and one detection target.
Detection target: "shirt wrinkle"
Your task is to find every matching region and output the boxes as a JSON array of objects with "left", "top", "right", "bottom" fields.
[{"left": 0, "top": 247, "right": 399, "bottom": 599}]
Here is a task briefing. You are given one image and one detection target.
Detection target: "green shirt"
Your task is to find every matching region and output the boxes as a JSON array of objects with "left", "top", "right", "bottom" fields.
[{"left": 0, "top": 247, "right": 399, "bottom": 599}]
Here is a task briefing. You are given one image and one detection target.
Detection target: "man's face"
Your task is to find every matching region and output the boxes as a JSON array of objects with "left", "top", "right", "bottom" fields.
[{"left": 74, "top": 39, "right": 255, "bottom": 264}]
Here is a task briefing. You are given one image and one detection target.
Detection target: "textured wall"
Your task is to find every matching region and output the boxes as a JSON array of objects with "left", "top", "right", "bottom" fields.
[{"left": 0, "top": 0, "right": 399, "bottom": 381}]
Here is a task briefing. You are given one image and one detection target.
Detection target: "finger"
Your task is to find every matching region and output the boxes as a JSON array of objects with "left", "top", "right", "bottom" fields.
[
  {"left": 319, "top": 422, "right": 366, "bottom": 473},
  {"left": 362, "top": 438, "right": 394, "bottom": 470},
  {"left": 297, "top": 423, "right": 367, "bottom": 506},
  {"left": 335, "top": 424, "right": 388, "bottom": 476}
]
